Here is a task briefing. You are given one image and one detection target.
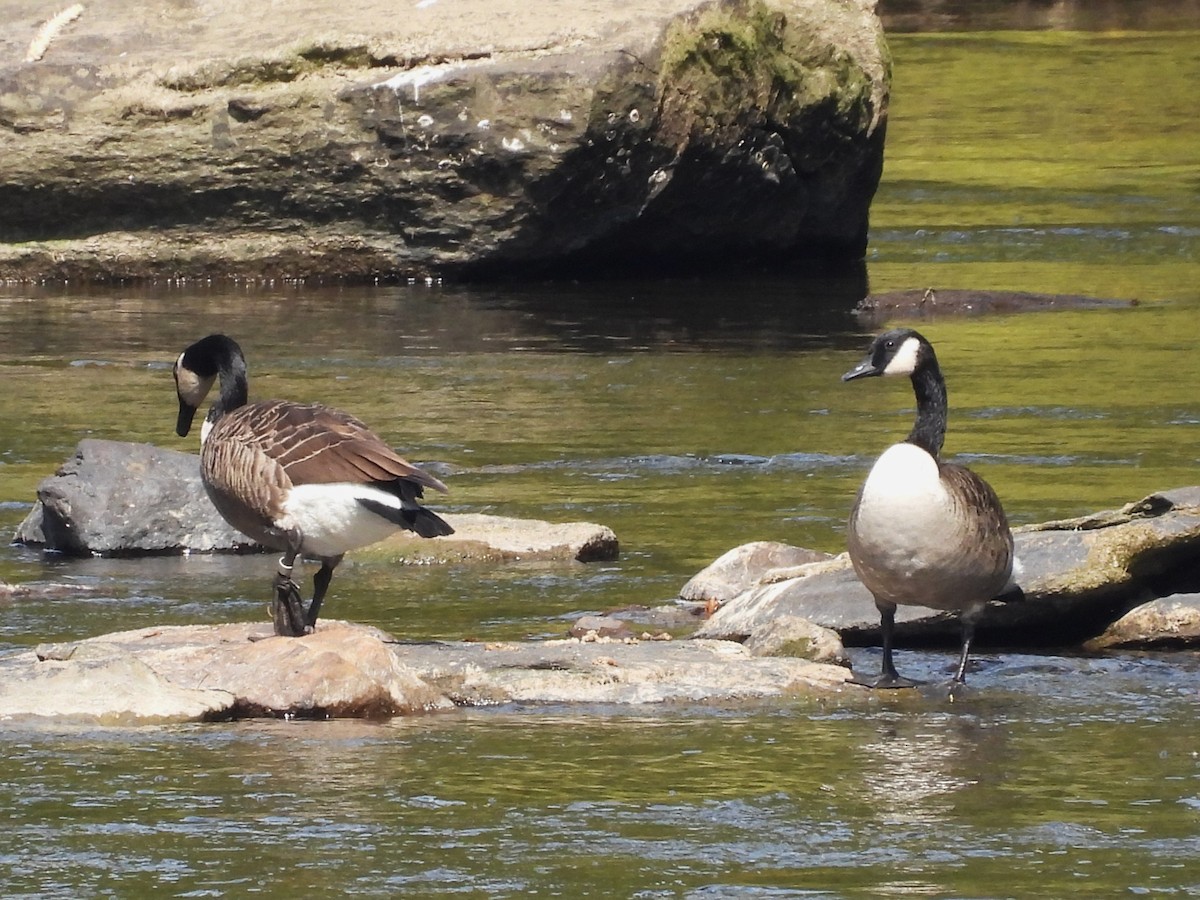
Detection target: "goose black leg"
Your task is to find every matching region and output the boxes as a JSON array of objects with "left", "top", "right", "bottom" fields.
[
  {"left": 948, "top": 618, "right": 977, "bottom": 698},
  {"left": 304, "top": 555, "right": 343, "bottom": 630},
  {"left": 850, "top": 603, "right": 923, "bottom": 689},
  {"left": 271, "top": 534, "right": 308, "bottom": 637}
]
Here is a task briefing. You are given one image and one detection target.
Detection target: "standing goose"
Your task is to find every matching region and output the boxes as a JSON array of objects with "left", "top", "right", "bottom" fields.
[
  {"left": 173, "top": 334, "right": 454, "bottom": 637},
  {"left": 843, "top": 328, "right": 1018, "bottom": 690}
]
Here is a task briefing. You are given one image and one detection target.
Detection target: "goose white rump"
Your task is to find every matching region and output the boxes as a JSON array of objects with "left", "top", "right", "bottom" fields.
[{"left": 280, "top": 483, "right": 416, "bottom": 559}]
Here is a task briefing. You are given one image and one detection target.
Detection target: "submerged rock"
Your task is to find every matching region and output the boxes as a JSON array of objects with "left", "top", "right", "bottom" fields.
[
  {"left": 693, "top": 488, "right": 1200, "bottom": 651},
  {"left": 0, "top": 0, "right": 889, "bottom": 281},
  {"left": 15, "top": 440, "right": 617, "bottom": 563},
  {"left": 0, "top": 620, "right": 851, "bottom": 724},
  {"left": 854, "top": 288, "right": 1137, "bottom": 324}
]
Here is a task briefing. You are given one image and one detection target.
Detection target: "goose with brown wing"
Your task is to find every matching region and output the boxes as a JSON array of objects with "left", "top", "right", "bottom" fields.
[{"left": 173, "top": 334, "right": 453, "bottom": 637}]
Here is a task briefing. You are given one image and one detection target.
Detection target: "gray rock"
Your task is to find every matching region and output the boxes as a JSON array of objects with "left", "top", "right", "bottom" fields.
[
  {"left": 397, "top": 636, "right": 852, "bottom": 707},
  {"left": 14, "top": 439, "right": 257, "bottom": 556},
  {"left": 0, "top": 620, "right": 853, "bottom": 723},
  {"left": 681, "top": 541, "right": 832, "bottom": 604},
  {"left": 742, "top": 614, "right": 850, "bottom": 666},
  {"left": 15, "top": 440, "right": 618, "bottom": 563},
  {"left": 1083, "top": 594, "right": 1200, "bottom": 650},
  {"left": 0, "top": 0, "right": 889, "bottom": 281},
  {"left": 695, "top": 488, "right": 1200, "bottom": 649}
]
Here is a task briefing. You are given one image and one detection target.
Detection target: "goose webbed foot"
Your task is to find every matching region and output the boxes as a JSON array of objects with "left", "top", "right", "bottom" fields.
[
  {"left": 271, "top": 553, "right": 310, "bottom": 637},
  {"left": 271, "top": 572, "right": 309, "bottom": 636},
  {"left": 849, "top": 671, "right": 924, "bottom": 690},
  {"left": 851, "top": 605, "right": 921, "bottom": 688}
]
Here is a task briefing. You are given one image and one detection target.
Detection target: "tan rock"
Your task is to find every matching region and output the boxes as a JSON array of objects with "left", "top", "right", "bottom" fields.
[
  {"left": 367, "top": 513, "right": 618, "bottom": 563},
  {"left": 1083, "top": 594, "right": 1200, "bottom": 650},
  {"left": 0, "top": 0, "right": 889, "bottom": 280},
  {"left": 680, "top": 541, "right": 832, "bottom": 604}
]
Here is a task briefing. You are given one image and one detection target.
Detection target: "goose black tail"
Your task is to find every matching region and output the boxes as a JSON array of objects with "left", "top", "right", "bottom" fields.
[
  {"left": 405, "top": 507, "right": 455, "bottom": 538},
  {"left": 358, "top": 498, "right": 455, "bottom": 538}
]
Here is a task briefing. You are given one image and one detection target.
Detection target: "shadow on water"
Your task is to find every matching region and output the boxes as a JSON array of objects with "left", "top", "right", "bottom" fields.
[{"left": 0, "top": 265, "right": 870, "bottom": 358}]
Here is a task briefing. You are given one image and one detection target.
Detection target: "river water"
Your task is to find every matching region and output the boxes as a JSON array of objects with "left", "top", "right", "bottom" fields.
[{"left": 1, "top": 14, "right": 1199, "bottom": 900}]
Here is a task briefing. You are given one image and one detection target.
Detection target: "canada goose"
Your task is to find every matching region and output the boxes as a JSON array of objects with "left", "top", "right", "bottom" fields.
[
  {"left": 843, "top": 328, "right": 1018, "bottom": 690},
  {"left": 173, "top": 334, "right": 454, "bottom": 637}
]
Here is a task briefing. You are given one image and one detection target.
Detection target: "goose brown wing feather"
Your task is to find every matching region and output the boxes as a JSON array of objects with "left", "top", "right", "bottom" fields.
[
  {"left": 201, "top": 430, "right": 292, "bottom": 525},
  {"left": 940, "top": 462, "right": 1014, "bottom": 582},
  {"left": 214, "top": 400, "right": 449, "bottom": 493}
]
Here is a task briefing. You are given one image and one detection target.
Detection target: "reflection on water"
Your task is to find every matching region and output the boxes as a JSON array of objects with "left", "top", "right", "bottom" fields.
[
  {"left": 0, "top": 271, "right": 869, "bottom": 359},
  {"left": 880, "top": 0, "right": 1200, "bottom": 32},
  {"left": 858, "top": 715, "right": 990, "bottom": 827},
  {"left": 1, "top": 14, "right": 1200, "bottom": 899},
  {"left": 2, "top": 665, "right": 1197, "bottom": 897}
]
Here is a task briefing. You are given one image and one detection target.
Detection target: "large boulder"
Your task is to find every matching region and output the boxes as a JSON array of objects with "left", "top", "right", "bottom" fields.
[
  {"left": 0, "top": 0, "right": 889, "bottom": 281},
  {"left": 694, "top": 488, "right": 1200, "bottom": 649},
  {"left": 13, "top": 438, "right": 256, "bottom": 556}
]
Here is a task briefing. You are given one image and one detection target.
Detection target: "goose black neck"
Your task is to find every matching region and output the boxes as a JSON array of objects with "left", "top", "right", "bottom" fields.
[
  {"left": 906, "top": 362, "right": 947, "bottom": 457},
  {"left": 209, "top": 343, "right": 249, "bottom": 421}
]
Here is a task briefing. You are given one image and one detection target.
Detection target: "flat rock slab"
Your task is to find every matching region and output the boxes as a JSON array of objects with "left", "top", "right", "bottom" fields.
[
  {"left": 399, "top": 638, "right": 851, "bottom": 707},
  {"left": 0, "top": 620, "right": 852, "bottom": 725},
  {"left": 694, "top": 487, "right": 1200, "bottom": 649},
  {"left": 367, "top": 513, "right": 618, "bottom": 563}
]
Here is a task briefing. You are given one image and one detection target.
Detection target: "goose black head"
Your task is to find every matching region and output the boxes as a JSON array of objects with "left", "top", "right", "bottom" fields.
[
  {"left": 842, "top": 328, "right": 935, "bottom": 382},
  {"left": 173, "top": 334, "right": 246, "bottom": 437}
]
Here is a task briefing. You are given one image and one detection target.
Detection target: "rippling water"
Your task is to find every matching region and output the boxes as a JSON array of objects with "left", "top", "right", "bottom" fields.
[{"left": 1, "top": 16, "right": 1199, "bottom": 899}]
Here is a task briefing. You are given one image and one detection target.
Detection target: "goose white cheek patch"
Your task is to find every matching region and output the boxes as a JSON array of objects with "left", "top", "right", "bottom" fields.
[{"left": 882, "top": 336, "right": 922, "bottom": 376}]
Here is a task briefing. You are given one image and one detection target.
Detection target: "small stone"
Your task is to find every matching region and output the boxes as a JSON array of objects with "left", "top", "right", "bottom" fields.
[
  {"left": 681, "top": 541, "right": 832, "bottom": 604},
  {"left": 570, "top": 615, "right": 635, "bottom": 640}
]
